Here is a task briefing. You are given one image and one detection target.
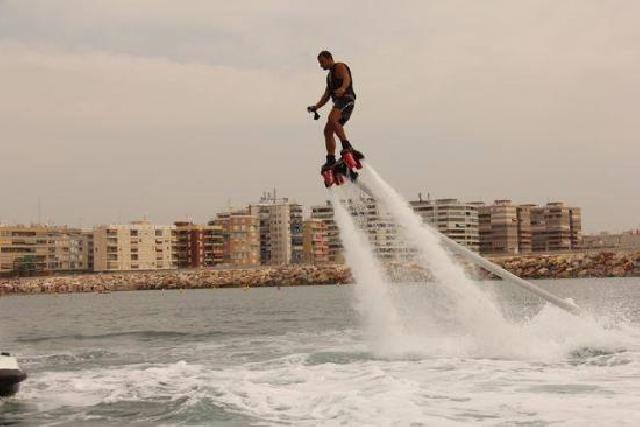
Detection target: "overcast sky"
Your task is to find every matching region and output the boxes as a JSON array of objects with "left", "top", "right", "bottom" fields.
[{"left": 1, "top": 0, "right": 638, "bottom": 232}]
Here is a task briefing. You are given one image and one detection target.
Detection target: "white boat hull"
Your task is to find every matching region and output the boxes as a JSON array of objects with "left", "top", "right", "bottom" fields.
[{"left": 0, "top": 353, "right": 27, "bottom": 397}]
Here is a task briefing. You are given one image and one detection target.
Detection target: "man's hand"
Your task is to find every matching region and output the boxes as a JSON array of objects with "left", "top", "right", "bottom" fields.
[
  {"left": 334, "top": 87, "right": 346, "bottom": 97},
  {"left": 307, "top": 105, "right": 320, "bottom": 120}
]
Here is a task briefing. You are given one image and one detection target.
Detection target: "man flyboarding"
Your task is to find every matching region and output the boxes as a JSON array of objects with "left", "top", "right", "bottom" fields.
[{"left": 307, "top": 51, "right": 364, "bottom": 187}]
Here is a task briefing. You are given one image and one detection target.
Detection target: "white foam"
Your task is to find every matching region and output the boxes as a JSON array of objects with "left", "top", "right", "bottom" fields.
[
  {"left": 351, "top": 167, "right": 535, "bottom": 357},
  {"left": 199, "top": 349, "right": 640, "bottom": 425},
  {"left": 334, "top": 165, "right": 636, "bottom": 361},
  {"left": 13, "top": 323, "right": 640, "bottom": 425},
  {"left": 330, "top": 189, "right": 406, "bottom": 355}
]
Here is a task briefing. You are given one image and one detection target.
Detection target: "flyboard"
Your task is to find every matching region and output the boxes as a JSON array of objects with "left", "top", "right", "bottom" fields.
[{"left": 312, "top": 142, "right": 580, "bottom": 315}]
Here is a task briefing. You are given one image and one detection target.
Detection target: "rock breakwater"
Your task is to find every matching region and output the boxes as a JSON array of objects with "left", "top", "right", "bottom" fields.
[
  {"left": 489, "top": 251, "right": 640, "bottom": 279},
  {"left": 0, "top": 264, "right": 351, "bottom": 296},
  {"left": 1, "top": 251, "right": 638, "bottom": 297}
]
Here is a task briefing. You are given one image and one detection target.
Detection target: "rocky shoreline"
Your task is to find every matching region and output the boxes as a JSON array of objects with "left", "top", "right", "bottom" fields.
[
  {"left": 0, "top": 265, "right": 351, "bottom": 296},
  {"left": 1, "top": 251, "right": 638, "bottom": 296},
  {"left": 489, "top": 251, "right": 640, "bottom": 279}
]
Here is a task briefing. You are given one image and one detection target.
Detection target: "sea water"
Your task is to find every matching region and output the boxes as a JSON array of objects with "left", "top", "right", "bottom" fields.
[{"left": 0, "top": 281, "right": 639, "bottom": 425}]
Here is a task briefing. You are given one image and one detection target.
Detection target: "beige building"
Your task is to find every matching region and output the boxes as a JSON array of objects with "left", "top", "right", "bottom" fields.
[
  {"left": 487, "top": 200, "right": 518, "bottom": 254},
  {"left": 302, "top": 219, "right": 329, "bottom": 264},
  {"left": 310, "top": 201, "right": 344, "bottom": 264},
  {"left": 473, "top": 200, "right": 581, "bottom": 255},
  {"left": 93, "top": 220, "right": 174, "bottom": 271},
  {"left": 531, "top": 202, "right": 582, "bottom": 252},
  {"left": 516, "top": 204, "right": 533, "bottom": 254},
  {"left": 411, "top": 197, "right": 480, "bottom": 252},
  {"left": 472, "top": 200, "right": 531, "bottom": 255},
  {"left": 84, "top": 229, "right": 95, "bottom": 271},
  {"left": 0, "top": 225, "right": 89, "bottom": 275},
  {"left": 211, "top": 210, "right": 260, "bottom": 267}
]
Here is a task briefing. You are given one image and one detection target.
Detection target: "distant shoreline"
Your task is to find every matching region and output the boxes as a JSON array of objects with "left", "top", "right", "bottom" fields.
[
  {"left": 487, "top": 251, "right": 640, "bottom": 280},
  {"left": 1, "top": 251, "right": 638, "bottom": 297},
  {"left": 0, "top": 265, "right": 351, "bottom": 296}
]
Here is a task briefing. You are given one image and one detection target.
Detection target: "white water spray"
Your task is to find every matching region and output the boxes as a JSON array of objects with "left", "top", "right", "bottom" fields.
[
  {"left": 327, "top": 163, "right": 607, "bottom": 358},
  {"left": 361, "top": 164, "right": 580, "bottom": 315},
  {"left": 359, "top": 166, "right": 514, "bottom": 340},
  {"left": 329, "top": 189, "right": 405, "bottom": 353}
]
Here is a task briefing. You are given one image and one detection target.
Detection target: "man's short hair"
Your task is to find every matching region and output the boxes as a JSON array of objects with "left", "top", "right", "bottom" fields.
[{"left": 317, "top": 50, "right": 333, "bottom": 60}]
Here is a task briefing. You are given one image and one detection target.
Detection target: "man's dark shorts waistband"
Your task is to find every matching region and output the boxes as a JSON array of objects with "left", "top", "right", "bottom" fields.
[
  {"left": 333, "top": 95, "right": 355, "bottom": 110},
  {"left": 333, "top": 96, "right": 355, "bottom": 125}
]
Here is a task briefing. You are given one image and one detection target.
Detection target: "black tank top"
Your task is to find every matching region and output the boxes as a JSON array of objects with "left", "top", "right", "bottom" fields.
[{"left": 327, "top": 63, "right": 356, "bottom": 100}]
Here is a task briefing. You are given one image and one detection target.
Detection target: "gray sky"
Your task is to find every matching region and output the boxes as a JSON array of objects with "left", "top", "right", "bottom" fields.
[{"left": 0, "top": 0, "right": 638, "bottom": 232}]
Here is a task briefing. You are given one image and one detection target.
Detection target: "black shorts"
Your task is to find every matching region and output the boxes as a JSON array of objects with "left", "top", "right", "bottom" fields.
[{"left": 333, "top": 96, "right": 355, "bottom": 125}]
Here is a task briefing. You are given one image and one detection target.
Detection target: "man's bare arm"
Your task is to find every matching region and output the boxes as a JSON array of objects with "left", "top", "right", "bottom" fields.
[{"left": 314, "top": 87, "right": 331, "bottom": 110}]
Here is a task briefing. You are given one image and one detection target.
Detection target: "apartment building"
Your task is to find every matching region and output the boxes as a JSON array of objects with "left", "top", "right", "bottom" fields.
[
  {"left": 310, "top": 201, "right": 344, "bottom": 264},
  {"left": 531, "top": 202, "right": 582, "bottom": 252},
  {"left": 0, "top": 225, "right": 89, "bottom": 275},
  {"left": 410, "top": 197, "right": 480, "bottom": 252},
  {"left": 471, "top": 200, "right": 521, "bottom": 255},
  {"left": 84, "top": 229, "right": 95, "bottom": 271},
  {"left": 346, "top": 197, "right": 409, "bottom": 261},
  {"left": 248, "top": 194, "right": 304, "bottom": 266},
  {"left": 289, "top": 203, "right": 304, "bottom": 264},
  {"left": 310, "top": 197, "right": 410, "bottom": 262},
  {"left": 474, "top": 200, "right": 581, "bottom": 255},
  {"left": 249, "top": 203, "right": 291, "bottom": 265},
  {"left": 210, "top": 211, "right": 260, "bottom": 267},
  {"left": 302, "top": 219, "right": 329, "bottom": 264},
  {"left": 202, "top": 224, "right": 225, "bottom": 266},
  {"left": 516, "top": 204, "right": 533, "bottom": 254},
  {"left": 93, "top": 220, "right": 174, "bottom": 271},
  {"left": 173, "top": 221, "right": 224, "bottom": 268}
]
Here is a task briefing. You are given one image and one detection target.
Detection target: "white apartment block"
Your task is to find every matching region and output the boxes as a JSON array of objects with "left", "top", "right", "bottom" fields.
[
  {"left": 249, "top": 195, "right": 304, "bottom": 266},
  {"left": 410, "top": 197, "right": 480, "bottom": 252},
  {"left": 346, "top": 197, "right": 409, "bottom": 261},
  {"left": 311, "top": 197, "right": 411, "bottom": 263}
]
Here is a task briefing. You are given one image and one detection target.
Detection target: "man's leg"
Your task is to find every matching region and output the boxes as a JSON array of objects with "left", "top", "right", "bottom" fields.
[
  {"left": 328, "top": 107, "right": 348, "bottom": 144},
  {"left": 323, "top": 114, "right": 338, "bottom": 156},
  {"left": 331, "top": 104, "right": 358, "bottom": 153},
  {"left": 322, "top": 111, "right": 339, "bottom": 169}
]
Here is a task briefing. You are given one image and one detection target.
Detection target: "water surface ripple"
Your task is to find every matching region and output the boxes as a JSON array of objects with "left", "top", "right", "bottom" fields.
[{"left": 1, "top": 278, "right": 640, "bottom": 425}]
